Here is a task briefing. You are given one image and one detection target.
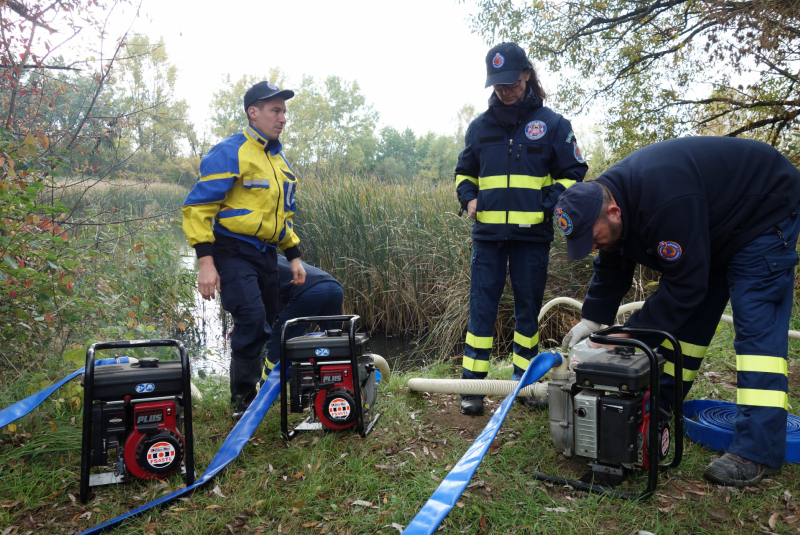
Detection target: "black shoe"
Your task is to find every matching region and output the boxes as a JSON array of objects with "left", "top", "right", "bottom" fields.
[
  {"left": 703, "top": 454, "right": 781, "bottom": 487},
  {"left": 460, "top": 396, "right": 484, "bottom": 416},
  {"left": 231, "top": 395, "right": 252, "bottom": 420},
  {"left": 516, "top": 396, "right": 547, "bottom": 410}
]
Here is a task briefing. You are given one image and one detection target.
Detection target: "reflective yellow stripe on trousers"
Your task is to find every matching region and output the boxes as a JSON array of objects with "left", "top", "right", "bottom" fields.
[
  {"left": 661, "top": 339, "right": 707, "bottom": 382},
  {"left": 736, "top": 354, "right": 789, "bottom": 409}
]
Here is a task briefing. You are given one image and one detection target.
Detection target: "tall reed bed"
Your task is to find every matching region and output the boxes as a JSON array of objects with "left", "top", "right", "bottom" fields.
[
  {"left": 44, "top": 180, "right": 189, "bottom": 218},
  {"left": 295, "top": 173, "right": 607, "bottom": 358}
]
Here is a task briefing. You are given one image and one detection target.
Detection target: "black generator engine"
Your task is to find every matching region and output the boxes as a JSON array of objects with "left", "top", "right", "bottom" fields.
[
  {"left": 537, "top": 326, "right": 683, "bottom": 498},
  {"left": 79, "top": 340, "right": 195, "bottom": 503},
  {"left": 280, "top": 315, "right": 381, "bottom": 439}
]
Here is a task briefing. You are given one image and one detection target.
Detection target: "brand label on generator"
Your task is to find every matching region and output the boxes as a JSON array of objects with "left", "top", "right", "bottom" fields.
[
  {"left": 328, "top": 398, "right": 351, "bottom": 420},
  {"left": 136, "top": 410, "right": 164, "bottom": 425},
  {"left": 322, "top": 373, "right": 342, "bottom": 383},
  {"left": 146, "top": 441, "right": 176, "bottom": 467},
  {"left": 661, "top": 428, "right": 670, "bottom": 456},
  {"left": 315, "top": 348, "right": 330, "bottom": 357},
  {"left": 135, "top": 383, "right": 155, "bottom": 393}
]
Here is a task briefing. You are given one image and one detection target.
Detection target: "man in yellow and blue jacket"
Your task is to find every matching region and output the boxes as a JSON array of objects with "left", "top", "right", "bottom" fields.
[{"left": 182, "top": 81, "right": 306, "bottom": 418}]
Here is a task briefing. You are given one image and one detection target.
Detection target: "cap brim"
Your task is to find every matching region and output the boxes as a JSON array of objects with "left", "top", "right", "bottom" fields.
[
  {"left": 485, "top": 70, "right": 522, "bottom": 88},
  {"left": 566, "top": 229, "right": 594, "bottom": 260}
]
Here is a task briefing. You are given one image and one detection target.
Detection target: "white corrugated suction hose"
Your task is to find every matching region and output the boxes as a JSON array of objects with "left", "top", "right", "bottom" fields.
[
  {"left": 371, "top": 353, "right": 391, "bottom": 381},
  {"left": 407, "top": 378, "right": 548, "bottom": 398}
]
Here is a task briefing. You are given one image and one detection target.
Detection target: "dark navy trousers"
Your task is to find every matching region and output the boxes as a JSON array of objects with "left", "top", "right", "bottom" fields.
[
  {"left": 658, "top": 207, "right": 799, "bottom": 467},
  {"left": 264, "top": 281, "right": 344, "bottom": 368},
  {"left": 462, "top": 240, "right": 550, "bottom": 383},
  {"left": 213, "top": 233, "right": 279, "bottom": 363}
]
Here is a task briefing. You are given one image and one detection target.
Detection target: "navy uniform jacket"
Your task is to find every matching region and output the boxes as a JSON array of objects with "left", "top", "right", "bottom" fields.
[
  {"left": 583, "top": 137, "right": 800, "bottom": 336},
  {"left": 455, "top": 87, "right": 588, "bottom": 242}
]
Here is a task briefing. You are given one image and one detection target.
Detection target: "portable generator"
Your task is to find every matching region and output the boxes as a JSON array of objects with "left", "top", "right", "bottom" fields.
[
  {"left": 535, "top": 326, "right": 684, "bottom": 499},
  {"left": 79, "top": 339, "right": 195, "bottom": 503},
  {"left": 280, "top": 315, "right": 381, "bottom": 440}
]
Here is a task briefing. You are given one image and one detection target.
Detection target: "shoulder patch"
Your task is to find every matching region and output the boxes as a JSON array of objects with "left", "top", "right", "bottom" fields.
[
  {"left": 657, "top": 241, "right": 682, "bottom": 262},
  {"left": 573, "top": 142, "right": 585, "bottom": 163},
  {"left": 556, "top": 208, "right": 573, "bottom": 235},
  {"left": 525, "top": 120, "right": 547, "bottom": 140},
  {"left": 566, "top": 131, "right": 576, "bottom": 143}
]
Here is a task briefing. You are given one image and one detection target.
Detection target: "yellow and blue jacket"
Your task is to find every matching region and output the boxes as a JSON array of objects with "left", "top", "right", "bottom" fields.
[
  {"left": 182, "top": 125, "right": 300, "bottom": 260},
  {"left": 456, "top": 89, "right": 588, "bottom": 242}
]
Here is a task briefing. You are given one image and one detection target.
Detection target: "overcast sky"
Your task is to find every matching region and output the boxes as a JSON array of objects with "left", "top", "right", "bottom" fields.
[{"left": 122, "top": 0, "right": 505, "bottom": 137}]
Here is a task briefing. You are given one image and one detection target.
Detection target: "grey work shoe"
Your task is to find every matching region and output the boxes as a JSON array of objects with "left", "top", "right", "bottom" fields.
[
  {"left": 460, "top": 396, "right": 484, "bottom": 416},
  {"left": 516, "top": 396, "right": 547, "bottom": 410},
  {"left": 703, "top": 454, "right": 781, "bottom": 487}
]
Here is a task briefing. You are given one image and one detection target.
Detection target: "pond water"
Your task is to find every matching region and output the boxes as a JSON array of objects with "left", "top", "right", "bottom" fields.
[{"left": 176, "top": 234, "right": 426, "bottom": 376}]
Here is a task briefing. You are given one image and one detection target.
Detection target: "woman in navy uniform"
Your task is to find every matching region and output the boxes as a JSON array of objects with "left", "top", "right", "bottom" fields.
[{"left": 455, "top": 42, "right": 588, "bottom": 415}]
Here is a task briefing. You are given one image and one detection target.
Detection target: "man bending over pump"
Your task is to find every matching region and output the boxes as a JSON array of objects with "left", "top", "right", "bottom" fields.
[{"left": 556, "top": 137, "right": 800, "bottom": 487}]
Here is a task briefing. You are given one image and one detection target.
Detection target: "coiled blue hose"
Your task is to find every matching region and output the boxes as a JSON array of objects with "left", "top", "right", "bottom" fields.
[{"left": 683, "top": 399, "right": 799, "bottom": 463}]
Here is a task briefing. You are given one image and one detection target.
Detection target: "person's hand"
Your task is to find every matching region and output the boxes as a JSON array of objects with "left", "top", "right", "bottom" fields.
[
  {"left": 289, "top": 258, "right": 306, "bottom": 285},
  {"left": 562, "top": 318, "right": 602, "bottom": 352},
  {"left": 467, "top": 199, "right": 477, "bottom": 220},
  {"left": 197, "top": 256, "right": 220, "bottom": 301},
  {"left": 588, "top": 332, "right": 630, "bottom": 349}
]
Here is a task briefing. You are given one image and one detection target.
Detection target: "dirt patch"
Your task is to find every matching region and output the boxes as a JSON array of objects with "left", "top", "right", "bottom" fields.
[{"left": 422, "top": 394, "right": 504, "bottom": 438}]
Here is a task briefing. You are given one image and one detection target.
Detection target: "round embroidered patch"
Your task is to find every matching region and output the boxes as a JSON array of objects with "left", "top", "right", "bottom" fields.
[
  {"left": 556, "top": 209, "right": 573, "bottom": 235},
  {"left": 657, "top": 241, "right": 682, "bottom": 261},
  {"left": 525, "top": 120, "right": 547, "bottom": 140},
  {"left": 267, "top": 81, "right": 277, "bottom": 90},
  {"left": 574, "top": 143, "right": 585, "bottom": 163},
  {"left": 493, "top": 53, "right": 505, "bottom": 68}
]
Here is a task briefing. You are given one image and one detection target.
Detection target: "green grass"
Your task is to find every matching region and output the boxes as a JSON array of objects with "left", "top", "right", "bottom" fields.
[{"left": 1, "top": 342, "right": 797, "bottom": 534}]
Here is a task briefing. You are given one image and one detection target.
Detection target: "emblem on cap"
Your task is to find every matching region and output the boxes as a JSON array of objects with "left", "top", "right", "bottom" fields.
[
  {"left": 525, "top": 120, "right": 547, "bottom": 140},
  {"left": 493, "top": 53, "right": 505, "bottom": 68},
  {"left": 657, "top": 241, "right": 682, "bottom": 261},
  {"left": 556, "top": 208, "right": 573, "bottom": 235},
  {"left": 267, "top": 82, "right": 277, "bottom": 90}
]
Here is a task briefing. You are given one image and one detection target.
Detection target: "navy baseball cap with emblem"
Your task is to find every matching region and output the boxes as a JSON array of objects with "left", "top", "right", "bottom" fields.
[
  {"left": 554, "top": 181, "right": 604, "bottom": 260},
  {"left": 485, "top": 42, "right": 529, "bottom": 88},
  {"left": 243, "top": 81, "right": 295, "bottom": 112}
]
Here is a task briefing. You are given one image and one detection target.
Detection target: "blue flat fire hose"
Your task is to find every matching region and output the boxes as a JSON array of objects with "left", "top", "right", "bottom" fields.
[
  {"left": 683, "top": 399, "right": 800, "bottom": 464},
  {"left": 402, "top": 351, "right": 561, "bottom": 535},
  {"left": 0, "top": 358, "right": 129, "bottom": 428},
  {"left": 0, "top": 359, "right": 282, "bottom": 534}
]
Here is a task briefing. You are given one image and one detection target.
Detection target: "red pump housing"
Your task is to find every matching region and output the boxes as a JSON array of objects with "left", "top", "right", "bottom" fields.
[
  {"left": 314, "top": 364, "right": 359, "bottom": 430},
  {"left": 123, "top": 400, "right": 184, "bottom": 480}
]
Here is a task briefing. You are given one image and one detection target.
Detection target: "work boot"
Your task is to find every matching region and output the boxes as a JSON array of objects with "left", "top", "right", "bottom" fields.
[
  {"left": 460, "top": 396, "right": 484, "bottom": 416},
  {"left": 510, "top": 369, "right": 547, "bottom": 410},
  {"left": 230, "top": 355, "right": 263, "bottom": 419},
  {"left": 516, "top": 396, "right": 547, "bottom": 410},
  {"left": 703, "top": 454, "right": 781, "bottom": 487}
]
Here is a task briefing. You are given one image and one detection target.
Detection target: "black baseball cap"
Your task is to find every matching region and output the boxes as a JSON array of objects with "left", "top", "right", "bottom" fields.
[
  {"left": 485, "top": 42, "right": 529, "bottom": 88},
  {"left": 554, "top": 181, "right": 604, "bottom": 260},
  {"left": 243, "top": 81, "right": 295, "bottom": 112}
]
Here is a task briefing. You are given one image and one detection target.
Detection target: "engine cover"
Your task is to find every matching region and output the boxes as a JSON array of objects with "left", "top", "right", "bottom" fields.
[{"left": 124, "top": 400, "right": 184, "bottom": 480}]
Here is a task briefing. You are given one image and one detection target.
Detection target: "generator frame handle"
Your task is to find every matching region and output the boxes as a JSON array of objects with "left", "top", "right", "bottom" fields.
[
  {"left": 279, "top": 315, "right": 366, "bottom": 440},
  {"left": 534, "top": 325, "right": 683, "bottom": 500},
  {"left": 79, "top": 339, "right": 195, "bottom": 503}
]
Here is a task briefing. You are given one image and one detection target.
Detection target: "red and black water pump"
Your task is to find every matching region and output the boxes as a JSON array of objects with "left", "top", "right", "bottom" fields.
[
  {"left": 79, "top": 340, "right": 195, "bottom": 502},
  {"left": 280, "top": 315, "right": 381, "bottom": 439}
]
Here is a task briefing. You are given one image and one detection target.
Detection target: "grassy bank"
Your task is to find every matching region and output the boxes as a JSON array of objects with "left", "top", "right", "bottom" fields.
[{"left": 0, "top": 332, "right": 797, "bottom": 534}]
